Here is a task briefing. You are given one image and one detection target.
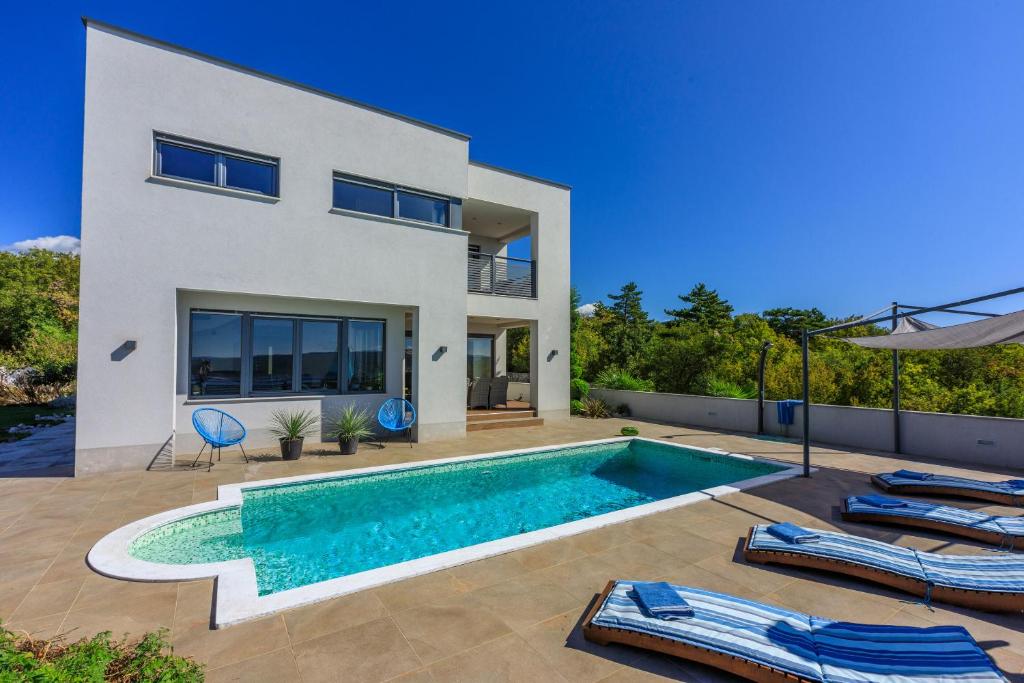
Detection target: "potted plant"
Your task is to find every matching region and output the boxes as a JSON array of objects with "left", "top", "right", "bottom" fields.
[
  {"left": 268, "top": 409, "right": 319, "bottom": 461},
  {"left": 329, "top": 405, "right": 374, "bottom": 455}
]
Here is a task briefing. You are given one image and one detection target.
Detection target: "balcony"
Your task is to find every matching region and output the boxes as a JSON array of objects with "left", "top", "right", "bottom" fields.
[{"left": 467, "top": 253, "right": 536, "bottom": 298}]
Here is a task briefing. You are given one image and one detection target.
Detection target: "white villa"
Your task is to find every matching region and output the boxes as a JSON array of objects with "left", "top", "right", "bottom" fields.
[{"left": 75, "top": 19, "right": 571, "bottom": 475}]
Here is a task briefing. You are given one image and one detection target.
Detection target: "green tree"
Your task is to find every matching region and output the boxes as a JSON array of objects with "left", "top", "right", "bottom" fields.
[
  {"left": 596, "top": 282, "right": 652, "bottom": 372},
  {"left": 0, "top": 249, "right": 80, "bottom": 380},
  {"left": 665, "top": 283, "right": 734, "bottom": 329},
  {"left": 762, "top": 307, "right": 829, "bottom": 340}
]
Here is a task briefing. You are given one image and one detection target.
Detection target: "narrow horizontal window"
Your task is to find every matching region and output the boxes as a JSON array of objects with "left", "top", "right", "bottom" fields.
[
  {"left": 159, "top": 143, "right": 217, "bottom": 185},
  {"left": 190, "top": 312, "right": 242, "bottom": 397},
  {"left": 397, "top": 191, "right": 449, "bottom": 226},
  {"left": 155, "top": 135, "right": 278, "bottom": 197},
  {"left": 333, "top": 179, "right": 394, "bottom": 218},
  {"left": 224, "top": 156, "right": 277, "bottom": 196}
]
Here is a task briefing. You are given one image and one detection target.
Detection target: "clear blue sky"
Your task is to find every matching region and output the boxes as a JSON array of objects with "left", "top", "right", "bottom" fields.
[{"left": 2, "top": 1, "right": 1023, "bottom": 320}]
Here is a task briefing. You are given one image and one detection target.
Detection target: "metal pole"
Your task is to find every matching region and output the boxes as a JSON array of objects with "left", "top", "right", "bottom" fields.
[
  {"left": 891, "top": 302, "right": 901, "bottom": 454},
  {"left": 801, "top": 330, "right": 810, "bottom": 477},
  {"left": 757, "top": 341, "right": 771, "bottom": 434}
]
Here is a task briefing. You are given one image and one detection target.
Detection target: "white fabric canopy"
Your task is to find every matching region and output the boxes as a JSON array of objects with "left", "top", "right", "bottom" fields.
[{"left": 845, "top": 310, "right": 1024, "bottom": 350}]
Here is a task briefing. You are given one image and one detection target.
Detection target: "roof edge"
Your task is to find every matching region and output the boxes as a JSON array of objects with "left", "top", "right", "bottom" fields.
[
  {"left": 469, "top": 160, "right": 571, "bottom": 191},
  {"left": 81, "top": 17, "right": 471, "bottom": 142}
]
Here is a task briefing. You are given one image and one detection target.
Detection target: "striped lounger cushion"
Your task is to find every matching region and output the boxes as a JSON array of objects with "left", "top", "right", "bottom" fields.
[
  {"left": 844, "top": 496, "right": 1020, "bottom": 537},
  {"left": 877, "top": 473, "right": 1024, "bottom": 496},
  {"left": 916, "top": 552, "right": 1024, "bottom": 592},
  {"left": 591, "top": 581, "right": 824, "bottom": 680},
  {"left": 591, "top": 581, "right": 1006, "bottom": 682},
  {"left": 810, "top": 619, "right": 1007, "bottom": 683},
  {"left": 749, "top": 524, "right": 1024, "bottom": 594},
  {"left": 747, "top": 525, "right": 927, "bottom": 580}
]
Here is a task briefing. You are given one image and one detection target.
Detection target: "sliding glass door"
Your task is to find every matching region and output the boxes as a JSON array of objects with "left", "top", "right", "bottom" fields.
[{"left": 467, "top": 335, "right": 494, "bottom": 381}]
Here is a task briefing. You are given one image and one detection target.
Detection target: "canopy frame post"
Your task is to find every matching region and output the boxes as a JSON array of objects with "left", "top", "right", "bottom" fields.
[
  {"left": 801, "top": 329, "right": 810, "bottom": 477},
  {"left": 799, "top": 285, "right": 1024, "bottom": 479},
  {"left": 892, "top": 301, "right": 901, "bottom": 454}
]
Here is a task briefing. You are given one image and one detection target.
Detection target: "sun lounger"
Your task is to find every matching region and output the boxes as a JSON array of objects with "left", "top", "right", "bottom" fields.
[
  {"left": 744, "top": 524, "right": 1024, "bottom": 612},
  {"left": 583, "top": 580, "right": 1007, "bottom": 682},
  {"left": 873, "top": 471, "right": 1024, "bottom": 506},
  {"left": 841, "top": 495, "right": 1024, "bottom": 549}
]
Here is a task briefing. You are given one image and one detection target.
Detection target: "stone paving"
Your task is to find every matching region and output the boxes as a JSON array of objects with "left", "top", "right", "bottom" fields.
[
  {"left": 0, "top": 417, "right": 75, "bottom": 477},
  {"left": 2, "top": 417, "right": 1024, "bottom": 682}
]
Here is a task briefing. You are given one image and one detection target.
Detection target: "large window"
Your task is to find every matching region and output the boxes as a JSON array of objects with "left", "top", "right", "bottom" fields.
[
  {"left": 155, "top": 135, "right": 278, "bottom": 197},
  {"left": 301, "top": 320, "right": 340, "bottom": 391},
  {"left": 346, "top": 320, "right": 385, "bottom": 392},
  {"left": 332, "top": 174, "right": 451, "bottom": 227},
  {"left": 190, "top": 312, "right": 242, "bottom": 396},
  {"left": 251, "top": 318, "right": 294, "bottom": 393},
  {"left": 188, "top": 311, "right": 384, "bottom": 398}
]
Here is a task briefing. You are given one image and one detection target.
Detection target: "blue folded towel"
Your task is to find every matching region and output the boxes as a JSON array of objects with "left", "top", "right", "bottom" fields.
[
  {"left": 857, "top": 495, "right": 908, "bottom": 509},
  {"left": 1005, "top": 480, "right": 1024, "bottom": 490},
  {"left": 893, "top": 469, "right": 932, "bottom": 481},
  {"left": 631, "top": 582, "right": 693, "bottom": 620},
  {"left": 765, "top": 522, "right": 820, "bottom": 544}
]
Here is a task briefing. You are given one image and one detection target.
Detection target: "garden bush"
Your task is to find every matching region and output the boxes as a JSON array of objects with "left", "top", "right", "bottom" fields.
[{"left": 0, "top": 625, "right": 204, "bottom": 682}]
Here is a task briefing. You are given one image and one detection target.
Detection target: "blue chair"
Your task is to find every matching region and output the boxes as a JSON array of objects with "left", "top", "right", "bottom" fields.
[
  {"left": 377, "top": 398, "right": 416, "bottom": 447},
  {"left": 191, "top": 408, "right": 248, "bottom": 470}
]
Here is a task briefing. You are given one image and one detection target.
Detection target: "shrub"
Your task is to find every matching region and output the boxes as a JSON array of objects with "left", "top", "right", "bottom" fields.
[
  {"left": 620, "top": 426, "right": 639, "bottom": 436},
  {"left": 327, "top": 405, "right": 374, "bottom": 442},
  {"left": 569, "top": 399, "right": 585, "bottom": 415},
  {"left": 579, "top": 396, "right": 610, "bottom": 419},
  {"left": 0, "top": 366, "right": 75, "bottom": 406},
  {"left": 593, "top": 369, "right": 654, "bottom": 392},
  {"left": 268, "top": 409, "right": 319, "bottom": 441},
  {"left": 0, "top": 625, "right": 204, "bottom": 682},
  {"left": 706, "top": 377, "right": 757, "bottom": 399},
  {"left": 615, "top": 403, "right": 631, "bottom": 417},
  {"left": 570, "top": 378, "right": 590, "bottom": 401}
]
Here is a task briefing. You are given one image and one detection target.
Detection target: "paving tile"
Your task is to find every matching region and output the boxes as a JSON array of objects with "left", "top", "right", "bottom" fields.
[
  {"left": 447, "top": 553, "right": 530, "bottom": 591},
  {"left": 469, "top": 573, "right": 581, "bottom": 632},
  {"left": 427, "top": 632, "right": 566, "bottom": 683},
  {"left": 521, "top": 608, "right": 637, "bottom": 682},
  {"left": 204, "top": 646, "right": 300, "bottom": 682},
  {"left": 392, "top": 591, "right": 513, "bottom": 664},
  {"left": 8, "top": 576, "right": 84, "bottom": 621},
  {"left": 374, "top": 570, "right": 468, "bottom": 613},
  {"left": 293, "top": 616, "right": 422, "bottom": 683},
  {"left": 508, "top": 537, "right": 589, "bottom": 572},
  {"left": 172, "top": 615, "right": 290, "bottom": 670},
  {"left": 283, "top": 589, "right": 388, "bottom": 644}
]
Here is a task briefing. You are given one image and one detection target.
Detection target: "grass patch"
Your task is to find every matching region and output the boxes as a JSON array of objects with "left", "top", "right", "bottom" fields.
[
  {"left": 0, "top": 625, "right": 204, "bottom": 682},
  {"left": 0, "top": 405, "right": 70, "bottom": 443}
]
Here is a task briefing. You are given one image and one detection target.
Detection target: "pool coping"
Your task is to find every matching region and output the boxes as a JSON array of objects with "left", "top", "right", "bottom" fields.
[{"left": 87, "top": 437, "right": 807, "bottom": 628}]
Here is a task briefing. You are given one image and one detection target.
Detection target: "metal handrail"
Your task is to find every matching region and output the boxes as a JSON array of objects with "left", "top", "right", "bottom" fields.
[{"left": 467, "top": 253, "right": 536, "bottom": 298}]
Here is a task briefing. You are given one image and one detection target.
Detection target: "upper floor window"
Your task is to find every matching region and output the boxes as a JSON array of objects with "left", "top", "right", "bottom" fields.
[
  {"left": 332, "top": 173, "right": 451, "bottom": 227},
  {"left": 155, "top": 135, "right": 279, "bottom": 197}
]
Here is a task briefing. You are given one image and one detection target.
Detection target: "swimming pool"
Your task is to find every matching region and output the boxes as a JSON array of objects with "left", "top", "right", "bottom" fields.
[{"left": 89, "top": 438, "right": 800, "bottom": 626}]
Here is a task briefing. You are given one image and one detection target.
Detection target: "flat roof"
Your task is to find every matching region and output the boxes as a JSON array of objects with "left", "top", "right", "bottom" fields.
[
  {"left": 469, "top": 160, "right": 572, "bottom": 191},
  {"left": 82, "top": 18, "right": 572, "bottom": 190},
  {"left": 81, "top": 17, "right": 471, "bottom": 141}
]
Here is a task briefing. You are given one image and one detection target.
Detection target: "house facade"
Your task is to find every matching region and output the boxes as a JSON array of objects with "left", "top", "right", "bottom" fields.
[{"left": 76, "top": 20, "right": 570, "bottom": 475}]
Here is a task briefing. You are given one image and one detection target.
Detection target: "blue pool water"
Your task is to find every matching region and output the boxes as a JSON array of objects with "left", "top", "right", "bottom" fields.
[{"left": 130, "top": 440, "right": 783, "bottom": 595}]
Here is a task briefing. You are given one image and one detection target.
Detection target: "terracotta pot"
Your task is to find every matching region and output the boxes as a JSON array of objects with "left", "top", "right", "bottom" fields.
[
  {"left": 339, "top": 436, "right": 359, "bottom": 455},
  {"left": 280, "top": 437, "right": 303, "bottom": 460}
]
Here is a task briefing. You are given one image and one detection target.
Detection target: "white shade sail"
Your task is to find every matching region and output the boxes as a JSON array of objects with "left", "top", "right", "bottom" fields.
[{"left": 845, "top": 310, "right": 1024, "bottom": 350}]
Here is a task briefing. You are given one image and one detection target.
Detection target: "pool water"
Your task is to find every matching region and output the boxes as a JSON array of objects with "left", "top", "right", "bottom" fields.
[{"left": 130, "top": 440, "right": 782, "bottom": 595}]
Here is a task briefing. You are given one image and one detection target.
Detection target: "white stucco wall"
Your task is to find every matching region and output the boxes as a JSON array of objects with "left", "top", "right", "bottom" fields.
[
  {"left": 467, "top": 164, "right": 571, "bottom": 422},
  {"left": 591, "top": 388, "right": 1024, "bottom": 471},
  {"left": 76, "top": 24, "right": 571, "bottom": 474}
]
